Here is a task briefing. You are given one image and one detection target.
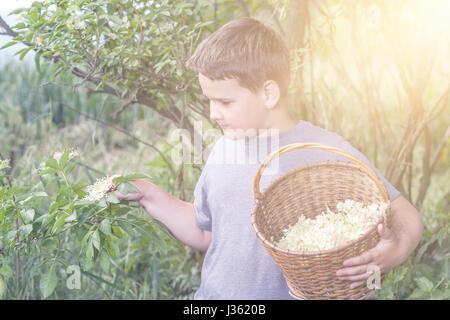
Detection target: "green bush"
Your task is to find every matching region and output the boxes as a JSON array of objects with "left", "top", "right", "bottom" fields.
[
  {"left": 371, "top": 193, "right": 449, "bottom": 300},
  {"left": 0, "top": 150, "right": 201, "bottom": 299}
]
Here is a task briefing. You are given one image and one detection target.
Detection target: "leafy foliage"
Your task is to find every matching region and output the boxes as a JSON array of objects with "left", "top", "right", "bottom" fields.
[
  {"left": 10, "top": 0, "right": 209, "bottom": 88},
  {"left": 5, "top": 0, "right": 217, "bottom": 144},
  {"left": 0, "top": 0, "right": 448, "bottom": 300},
  {"left": 372, "top": 208, "right": 449, "bottom": 300},
  {"left": 0, "top": 150, "right": 200, "bottom": 299}
]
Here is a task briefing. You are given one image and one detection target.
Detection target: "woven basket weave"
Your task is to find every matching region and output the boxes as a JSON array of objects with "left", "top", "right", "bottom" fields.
[{"left": 251, "top": 142, "right": 391, "bottom": 300}]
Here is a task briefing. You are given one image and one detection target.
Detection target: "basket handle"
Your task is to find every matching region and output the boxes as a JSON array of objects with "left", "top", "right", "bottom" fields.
[{"left": 253, "top": 142, "right": 389, "bottom": 202}]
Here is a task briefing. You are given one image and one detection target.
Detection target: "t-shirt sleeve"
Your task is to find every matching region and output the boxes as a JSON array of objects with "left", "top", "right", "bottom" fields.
[
  {"left": 337, "top": 138, "right": 402, "bottom": 202},
  {"left": 193, "top": 169, "right": 212, "bottom": 231}
]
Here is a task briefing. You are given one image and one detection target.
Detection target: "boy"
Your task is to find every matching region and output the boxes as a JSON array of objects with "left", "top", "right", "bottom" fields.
[{"left": 113, "top": 18, "right": 423, "bottom": 299}]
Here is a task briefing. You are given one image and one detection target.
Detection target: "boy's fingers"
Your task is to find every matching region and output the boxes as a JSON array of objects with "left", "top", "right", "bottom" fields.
[
  {"left": 338, "top": 269, "right": 373, "bottom": 282},
  {"left": 113, "top": 189, "right": 130, "bottom": 200},
  {"left": 113, "top": 189, "right": 143, "bottom": 201},
  {"left": 342, "top": 251, "right": 373, "bottom": 267},
  {"left": 336, "top": 264, "right": 368, "bottom": 277},
  {"left": 349, "top": 281, "right": 365, "bottom": 289},
  {"left": 113, "top": 190, "right": 124, "bottom": 199}
]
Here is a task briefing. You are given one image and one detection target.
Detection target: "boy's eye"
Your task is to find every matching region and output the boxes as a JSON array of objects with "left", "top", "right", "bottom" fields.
[
  {"left": 208, "top": 98, "right": 232, "bottom": 107},
  {"left": 219, "top": 100, "right": 232, "bottom": 106}
]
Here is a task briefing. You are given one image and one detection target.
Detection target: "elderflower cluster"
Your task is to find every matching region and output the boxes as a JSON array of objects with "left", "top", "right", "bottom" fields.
[
  {"left": 0, "top": 159, "right": 10, "bottom": 171},
  {"left": 275, "top": 200, "right": 389, "bottom": 253},
  {"left": 82, "top": 176, "right": 116, "bottom": 201},
  {"left": 38, "top": 148, "right": 81, "bottom": 170},
  {"left": 52, "top": 148, "right": 80, "bottom": 162}
]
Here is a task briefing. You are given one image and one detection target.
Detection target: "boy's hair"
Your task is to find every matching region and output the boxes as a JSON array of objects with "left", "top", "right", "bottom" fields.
[{"left": 186, "top": 17, "right": 290, "bottom": 101}]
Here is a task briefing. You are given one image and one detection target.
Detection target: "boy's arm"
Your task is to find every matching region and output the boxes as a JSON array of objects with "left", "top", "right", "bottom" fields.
[
  {"left": 387, "top": 195, "right": 424, "bottom": 263},
  {"left": 336, "top": 195, "right": 424, "bottom": 288},
  {"left": 115, "top": 179, "right": 212, "bottom": 252}
]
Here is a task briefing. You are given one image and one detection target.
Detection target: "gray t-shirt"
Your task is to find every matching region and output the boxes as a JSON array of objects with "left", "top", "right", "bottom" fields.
[{"left": 193, "top": 120, "right": 401, "bottom": 300}]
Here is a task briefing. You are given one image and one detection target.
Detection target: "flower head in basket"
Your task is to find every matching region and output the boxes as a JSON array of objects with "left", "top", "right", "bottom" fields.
[{"left": 276, "top": 200, "right": 391, "bottom": 252}]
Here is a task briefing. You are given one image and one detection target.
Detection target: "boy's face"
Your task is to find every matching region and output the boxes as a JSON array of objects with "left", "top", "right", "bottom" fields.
[{"left": 198, "top": 73, "right": 269, "bottom": 140}]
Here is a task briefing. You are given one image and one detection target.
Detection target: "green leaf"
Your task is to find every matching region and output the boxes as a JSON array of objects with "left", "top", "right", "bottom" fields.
[
  {"left": 0, "top": 264, "right": 12, "bottom": 278},
  {"left": 86, "top": 241, "right": 94, "bottom": 260},
  {"left": 74, "top": 199, "right": 95, "bottom": 207},
  {"left": 45, "top": 158, "right": 59, "bottom": 170},
  {"left": 432, "top": 288, "right": 450, "bottom": 300},
  {"left": 0, "top": 41, "right": 17, "bottom": 50},
  {"left": 118, "top": 221, "right": 134, "bottom": 237},
  {"left": 40, "top": 268, "right": 58, "bottom": 298},
  {"left": 0, "top": 276, "right": 4, "bottom": 299},
  {"left": 33, "top": 242, "right": 41, "bottom": 256},
  {"left": 98, "top": 198, "right": 107, "bottom": 207},
  {"left": 6, "top": 230, "right": 17, "bottom": 241},
  {"left": 20, "top": 224, "right": 33, "bottom": 235},
  {"left": 120, "top": 173, "right": 152, "bottom": 181},
  {"left": 59, "top": 150, "right": 69, "bottom": 169},
  {"left": 92, "top": 230, "right": 101, "bottom": 251},
  {"left": 105, "top": 192, "right": 120, "bottom": 204},
  {"left": 415, "top": 277, "right": 434, "bottom": 293},
  {"left": 34, "top": 213, "right": 50, "bottom": 224},
  {"left": 117, "top": 181, "right": 139, "bottom": 195},
  {"left": 80, "top": 231, "right": 91, "bottom": 252},
  {"left": 33, "top": 192, "right": 48, "bottom": 197},
  {"left": 21, "top": 209, "right": 35, "bottom": 224},
  {"left": 415, "top": 236, "right": 437, "bottom": 264},
  {"left": 81, "top": 254, "right": 95, "bottom": 271},
  {"left": 105, "top": 238, "right": 119, "bottom": 258},
  {"left": 42, "top": 239, "right": 58, "bottom": 251},
  {"left": 111, "top": 226, "right": 123, "bottom": 239},
  {"left": 111, "top": 173, "right": 152, "bottom": 186},
  {"left": 35, "top": 50, "right": 41, "bottom": 72},
  {"left": 109, "top": 15, "right": 123, "bottom": 25},
  {"left": 391, "top": 265, "right": 408, "bottom": 283},
  {"left": 73, "top": 182, "right": 89, "bottom": 191},
  {"left": 12, "top": 22, "right": 26, "bottom": 29},
  {"left": 51, "top": 214, "right": 67, "bottom": 234},
  {"left": 112, "top": 207, "right": 131, "bottom": 216},
  {"left": 99, "top": 218, "right": 111, "bottom": 235},
  {"left": 38, "top": 168, "right": 57, "bottom": 176},
  {"left": 81, "top": 270, "right": 125, "bottom": 292},
  {"left": 65, "top": 161, "right": 77, "bottom": 175},
  {"left": 19, "top": 47, "right": 33, "bottom": 61},
  {"left": 99, "top": 251, "right": 110, "bottom": 273},
  {"left": 8, "top": 7, "right": 27, "bottom": 16},
  {"left": 65, "top": 211, "right": 77, "bottom": 222},
  {"left": 408, "top": 288, "right": 425, "bottom": 299}
]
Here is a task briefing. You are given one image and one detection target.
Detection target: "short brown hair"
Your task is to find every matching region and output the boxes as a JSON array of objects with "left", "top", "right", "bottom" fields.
[{"left": 186, "top": 17, "right": 290, "bottom": 100}]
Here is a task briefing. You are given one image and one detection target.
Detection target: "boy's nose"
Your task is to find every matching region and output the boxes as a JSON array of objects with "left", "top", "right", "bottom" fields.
[{"left": 209, "top": 102, "right": 223, "bottom": 122}]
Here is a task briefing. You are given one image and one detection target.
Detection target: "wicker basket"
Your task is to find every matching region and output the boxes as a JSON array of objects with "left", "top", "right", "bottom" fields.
[{"left": 251, "top": 142, "right": 391, "bottom": 300}]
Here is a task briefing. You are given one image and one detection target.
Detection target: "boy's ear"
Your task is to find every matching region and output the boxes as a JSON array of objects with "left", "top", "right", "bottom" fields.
[{"left": 262, "top": 80, "right": 280, "bottom": 110}]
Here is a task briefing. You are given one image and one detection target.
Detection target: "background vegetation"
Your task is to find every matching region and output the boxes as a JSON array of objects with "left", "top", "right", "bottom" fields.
[{"left": 0, "top": 0, "right": 448, "bottom": 299}]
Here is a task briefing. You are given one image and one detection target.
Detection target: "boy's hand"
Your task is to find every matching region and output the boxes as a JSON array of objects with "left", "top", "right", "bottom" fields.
[
  {"left": 110, "top": 174, "right": 145, "bottom": 202},
  {"left": 335, "top": 223, "right": 403, "bottom": 289}
]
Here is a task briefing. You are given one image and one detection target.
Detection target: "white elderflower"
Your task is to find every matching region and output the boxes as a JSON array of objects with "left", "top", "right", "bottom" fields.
[
  {"left": 82, "top": 176, "right": 117, "bottom": 201},
  {"left": 52, "top": 148, "right": 80, "bottom": 162},
  {"left": 39, "top": 148, "right": 81, "bottom": 170},
  {"left": 0, "top": 159, "right": 10, "bottom": 171},
  {"left": 275, "top": 200, "right": 389, "bottom": 252}
]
